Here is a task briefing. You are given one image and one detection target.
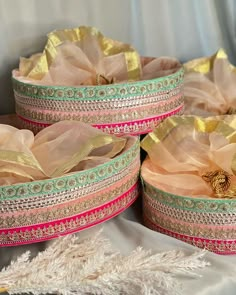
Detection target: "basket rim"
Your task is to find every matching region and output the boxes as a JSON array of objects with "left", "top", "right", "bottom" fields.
[
  {"left": 12, "top": 67, "right": 184, "bottom": 101},
  {"left": 0, "top": 136, "right": 139, "bottom": 200},
  {"left": 141, "top": 175, "right": 236, "bottom": 209}
]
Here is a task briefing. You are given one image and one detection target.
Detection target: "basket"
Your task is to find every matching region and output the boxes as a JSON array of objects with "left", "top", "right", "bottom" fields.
[
  {"left": 142, "top": 182, "right": 236, "bottom": 254},
  {"left": 141, "top": 115, "right": 236, "bottom": 254},
  {"left": 12, "top": 67, "right": 184, "bottom": 135},
  {"left": 0, "top": 136, "right": 140, "bottom": 246}
]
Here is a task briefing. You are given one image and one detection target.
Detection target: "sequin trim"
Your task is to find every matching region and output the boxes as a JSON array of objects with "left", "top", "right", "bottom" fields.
[
  {"left": 142, "top": 179, "right": 236, "bottom": 254},
  {"left": 1, "top": 165, "right": 139, "bottom": 227},
  {"left": 0, "top": 137, "right": 139, "bottom": 200},
  {"left": 143, "top": 180, "right": 236, "bottom": 213},
  {"left": 144, "top": 198, "right": 236, "bottom": 240},
  {"left": 0, "top": 182, "right": 139, "bottom": 247},
  {"left": 17, "top": 105, "right": 184, "bottom": 135},
  {"left": 144, "top": 214, "right": 236, "bottom": 255},
  {"left": 15, "top": 87, "right": 182, "bottom": 111},
  {"left": 12, "top": 68, "right": 184, "bottom": 101},
  {"left": 15, "top": 94, "right": 183, "bottom": 124},
  {"left": 1, "top": 156, "right": 139, "bottom": 212},
  {"left": 143, "top": 192, "right": 236, "bottom": 226},
  {"left": 13, "top": 69, "right": 184, "bottom": 135}
]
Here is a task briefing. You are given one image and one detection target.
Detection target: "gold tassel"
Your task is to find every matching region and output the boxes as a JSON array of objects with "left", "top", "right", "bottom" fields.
[
  {"left": 202, "top": 170, "right": 232, "bottom": 197},
  {"left": 226, "top": 107, "right": 236, "bottom": 115},
  {"left": 96, "top": 74, "right": 115, "bottom": 85}
]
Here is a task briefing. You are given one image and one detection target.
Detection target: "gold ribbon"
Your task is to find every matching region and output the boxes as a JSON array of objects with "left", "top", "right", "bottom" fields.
[
  {"left": 142, "top": 116, "right": 235, "bottom": 146},
  {"left": 0, "top": 150, "right": 44, "bottom": 172},
  {"left": 184, "top": 48, "right": 232, "bottom": 74},
  {"left": 0, "top": 150, "right": 45, "bottom": 180}
]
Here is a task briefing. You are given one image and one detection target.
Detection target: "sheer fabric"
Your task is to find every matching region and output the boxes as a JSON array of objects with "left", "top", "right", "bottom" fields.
[
  {"left": 0, "top": 121, "right": 126, "bottom": 185},
  {"left": 184, "top": 49, "right": 236, "bottom": 116},
  {"left": 141, "top": 116, "right": 236, "bottom": 198},
  {"left": 15, "top": 27, "right": 181, "bottom": 86}
]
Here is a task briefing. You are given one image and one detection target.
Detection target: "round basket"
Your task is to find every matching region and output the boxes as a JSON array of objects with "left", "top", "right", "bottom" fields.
[
  {"left": 142, "top": 180, "right": 236, "bottom": 255},
  {"left": 0, "top": 136, "right": 140, "bottom": 247},
  {"left": 12, "top": 67, "right": 184, "bottom": 135}
]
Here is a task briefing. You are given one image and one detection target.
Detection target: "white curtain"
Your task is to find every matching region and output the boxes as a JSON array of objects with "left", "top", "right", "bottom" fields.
[{"left": 0, "top": 0, "right": 235, "bottom": 114}]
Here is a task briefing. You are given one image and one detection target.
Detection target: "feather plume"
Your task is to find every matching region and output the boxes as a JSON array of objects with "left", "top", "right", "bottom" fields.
[{"left": 0, "top": 230, "right": 209, "bottom": 295}]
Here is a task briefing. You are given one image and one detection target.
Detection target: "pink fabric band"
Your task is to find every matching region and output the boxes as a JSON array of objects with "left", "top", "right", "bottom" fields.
[{"left": 17, "top": 104, "right": 184, "bottom": 135}]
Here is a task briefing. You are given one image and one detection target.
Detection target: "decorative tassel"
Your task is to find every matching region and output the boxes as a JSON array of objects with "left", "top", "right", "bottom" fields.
[
  {"left": 96, "top": 74, "right": 115, "bottom": 85},
  {"left": 202, "top": 170, "right": 232, "bottom": 195},
  {"left": 226, "top": 107, "right": 236, "bottom": 115}
]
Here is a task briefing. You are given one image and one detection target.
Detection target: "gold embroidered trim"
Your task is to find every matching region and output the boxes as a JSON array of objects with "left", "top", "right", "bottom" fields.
[
  {"left": 15, "top": 88, "right": 182, "bottom": 111},
  {"left": 15, "top": 96, "right": 184, "bottom": 124},
  {"left": 0, "top": 186, "right": 138, "bottom": 245},
  {"left": 144, "top": 204, "right": 236, "bottom": 240},
  {"left": 1, "top": 157, "right": 140, "bottom": 212},
  {"left": 18, "top": 106, "right": 183, "bottom": 136},
  {"left": 1, "top": 174, "right": 138, "bottom": 228},
  {"left": 143, "top": 192, "right": 236, "bottom": 225},
  {"left": 144, "top": 215, "right": 236, "bottom": 254}
]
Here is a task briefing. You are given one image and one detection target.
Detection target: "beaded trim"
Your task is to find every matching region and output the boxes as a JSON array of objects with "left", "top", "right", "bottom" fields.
[
  {"left": 144, "top": 192, "right": 236, "bottom": 226},
  {"left": 12, "top": 68, "right": 184, "bottom": 101},
  {"left": 0, "top": 182, "right": 139, "bottom": 247},
  {"left": 142, "top": 180, "right": 236, "bottom": 254},
  {"left": 143, "top": 180, "right": 236, "bottom": 213},
  {"left": 14, "top": 87, "right": 182, "bottom": 111},
  {"left": 0, "top": 137, "right": 140, "bottom": 246},
  {"left": 17, "top": 105, "right": 184, "bottom": 135},
  {"left": 13, "top": 68, "right": 184, "bottom": 135},
  {"left": 144, "top": 198, "right": 236, "bottom": 240},
  {"left": 1, "top": 156, "right": 139, "bottom": 212},
  {"left": 144, "top": 215, "right": 236, "bottom": 255},
  {"left": 0, "top": 138, "right": 139, "bottom": 200},
  {"left": 1, "top": 164, "right": 139, "bottom": 228},
  {"left": 15, "top": 93, "right": 183, "bottom": 125}
]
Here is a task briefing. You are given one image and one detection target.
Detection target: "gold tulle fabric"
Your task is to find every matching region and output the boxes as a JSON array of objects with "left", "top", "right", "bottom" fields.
[
  {"left": 184, "top": 49, "right": 236, "bottom": 116},
  {"left": 15, "top": 26, "right": 182, "bottom": 86},
  {"left": 18, "top": 26, "right": 141, "bottom": 84},
  {"left": 0, "top": 121, "right": 126, "bottom": 186},
  {"left": 141, "top": 116, "right": 236, "bottom": 199},
  {"left": 140, "top": 56, "right": 181, "bottom": 81}
]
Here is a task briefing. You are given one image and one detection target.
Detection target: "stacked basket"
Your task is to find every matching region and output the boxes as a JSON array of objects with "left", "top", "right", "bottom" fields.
[
  {"left": 0, "top": 132, "right": 140, "bottom": 246},
  {"left": 2, "top": 26, "right": 186, "bottom": 247},
  {"left": 141, "top": 115, "right": 236, "bottom": 254},
  {"left": 13, "top": 67, "right": 184, "bottom": 136}
]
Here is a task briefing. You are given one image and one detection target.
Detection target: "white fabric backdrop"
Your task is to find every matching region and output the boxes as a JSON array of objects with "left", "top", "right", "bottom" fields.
[{"left": 0, "top": 0, "right": 235, "bottom": 114}]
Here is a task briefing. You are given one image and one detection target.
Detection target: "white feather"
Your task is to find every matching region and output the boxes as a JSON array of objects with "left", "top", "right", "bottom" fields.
[{"left": 0, "top": 230, "right": 210, "bottom": 295}]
